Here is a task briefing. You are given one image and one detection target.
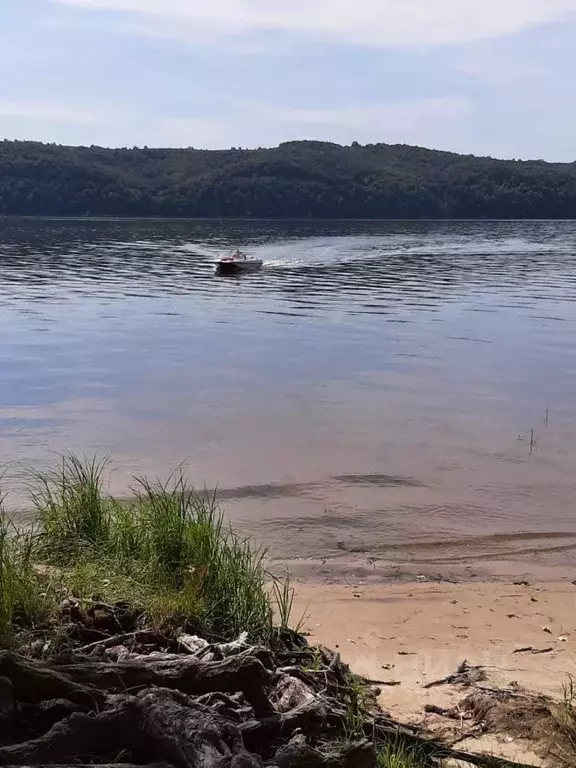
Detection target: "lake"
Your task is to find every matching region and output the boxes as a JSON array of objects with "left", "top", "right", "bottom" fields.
[{"left": 2, "top": 217, "right": 576, "bottom": 580}]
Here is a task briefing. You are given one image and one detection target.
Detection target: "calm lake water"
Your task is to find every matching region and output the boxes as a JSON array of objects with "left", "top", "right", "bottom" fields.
[{"left": 2, "top": 217, "right": 576, "bottom": 579}]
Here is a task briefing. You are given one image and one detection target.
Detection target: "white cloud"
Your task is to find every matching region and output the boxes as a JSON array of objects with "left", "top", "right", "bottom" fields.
[
  {"left": 55, "top": 0, "right": 576, "bottom": 46},
  {"left": 0, "top": 102, "right": 97, "bottom": 123}
]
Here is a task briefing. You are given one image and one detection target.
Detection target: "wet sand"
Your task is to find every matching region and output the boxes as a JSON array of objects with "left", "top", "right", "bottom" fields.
[{"left": 293, "top": 581, "right": 576, "bottom": 726}]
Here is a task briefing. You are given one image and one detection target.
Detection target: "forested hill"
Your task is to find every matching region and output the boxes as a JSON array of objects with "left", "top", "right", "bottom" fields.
[{"left": 1, "top": 138, "right": 576, "bottom": 218}]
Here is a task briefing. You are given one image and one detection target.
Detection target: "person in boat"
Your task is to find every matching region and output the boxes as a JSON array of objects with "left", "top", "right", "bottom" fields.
[{"left": 233, "top": 249, "right": 246, "bottom": 260}]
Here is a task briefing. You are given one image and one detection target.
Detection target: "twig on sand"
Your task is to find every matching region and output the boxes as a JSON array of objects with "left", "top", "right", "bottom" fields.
[
  {"left": 513, "top": 646, "right": 554, "bottom": 655},
  {"left": 366, "top": 679, "right": 401, "bottom": 687},
  {"left": 423, "top": 661, "right": 486, "bottom": 690}
]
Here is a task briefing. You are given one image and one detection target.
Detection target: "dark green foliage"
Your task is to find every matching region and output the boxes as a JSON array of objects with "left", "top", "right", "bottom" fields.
[{"left": 1, "top": 139, "right": 576, "bottom": 218}]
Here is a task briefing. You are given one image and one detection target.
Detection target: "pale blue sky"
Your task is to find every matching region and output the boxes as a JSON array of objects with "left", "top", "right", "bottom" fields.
[{"left": 2, "top": 0, "right": 576, "bottom": 159}]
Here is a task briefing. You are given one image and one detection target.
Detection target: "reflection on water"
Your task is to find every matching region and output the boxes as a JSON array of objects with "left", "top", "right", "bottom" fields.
[{"left": 1, "top": 217, "right": 576, "bottom": 576}]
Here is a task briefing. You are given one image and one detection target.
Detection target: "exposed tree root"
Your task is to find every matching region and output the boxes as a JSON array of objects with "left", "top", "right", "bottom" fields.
[{"left": 0, "top": 628, "right": 554, "bottom": 768}]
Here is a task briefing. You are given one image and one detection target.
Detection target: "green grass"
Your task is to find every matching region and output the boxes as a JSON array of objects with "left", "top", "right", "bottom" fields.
[
  {"left": 343, "top": 673, "right": 375, "bottom": 741},
  {"left": 0, "top": 514, "right": 52, "bottom": 642},
  {"left": 31, "top": 453, "right": 112, "bottom": 563},
  {"left": 0, "top": 454, "right": 293, "bottom": 647},
  {"left": 377, "top": 747, "right": 427, "bottom": 768}
]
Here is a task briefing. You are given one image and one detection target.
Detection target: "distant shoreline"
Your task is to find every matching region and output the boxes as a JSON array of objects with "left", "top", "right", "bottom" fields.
[
  {"left": 4, "top": 215, "right": 576, "bottom": 222},
  {"left": 3, "top": 139, "right": 576, "bottom": 219}
]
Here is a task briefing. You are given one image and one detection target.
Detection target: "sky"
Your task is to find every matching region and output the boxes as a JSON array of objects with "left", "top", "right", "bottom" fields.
[{"left": 1, "top": 0, "right": 576, "bottom": 159}]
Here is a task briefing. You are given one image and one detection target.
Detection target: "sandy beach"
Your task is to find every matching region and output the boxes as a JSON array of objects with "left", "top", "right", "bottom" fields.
[{"left": 294, "top": 580, "right": 576, "bottom": 763}]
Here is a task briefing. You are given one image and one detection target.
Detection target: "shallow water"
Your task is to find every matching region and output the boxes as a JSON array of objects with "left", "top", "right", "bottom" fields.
[{"left": 2, "top": 218, "right": 576, "bottom": 576}]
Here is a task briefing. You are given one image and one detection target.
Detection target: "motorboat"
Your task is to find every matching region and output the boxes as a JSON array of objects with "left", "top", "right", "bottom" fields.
[{"left": 215, "top": 250, "right": 263, "bottom": 275}]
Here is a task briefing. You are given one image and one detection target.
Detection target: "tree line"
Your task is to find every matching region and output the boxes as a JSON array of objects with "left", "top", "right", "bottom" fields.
[{"left": 1, "top": 138, "right": 575, "bottom": 218}]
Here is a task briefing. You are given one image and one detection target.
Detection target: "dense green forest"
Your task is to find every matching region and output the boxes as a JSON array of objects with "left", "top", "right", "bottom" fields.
[{"left": 1, "top": 138, "right": 576, "bottom": 218}]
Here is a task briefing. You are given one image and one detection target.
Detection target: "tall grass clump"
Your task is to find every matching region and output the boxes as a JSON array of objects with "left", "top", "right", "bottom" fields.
[
  {"left": 31, "top": 453, "right": 111, "bottom": 563},
  {"left": 27, "top": 456, "right": 281, "bottom": 643},
  {"left": 0, "top": 513, "right": 51, "bottom": 642},
  {"left": 128, "top": 476, "right": 274, "bottom": 641}
]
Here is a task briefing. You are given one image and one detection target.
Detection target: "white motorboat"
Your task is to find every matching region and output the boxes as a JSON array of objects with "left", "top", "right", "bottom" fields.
[{"left": 215, "top": 250, "right": 263, "bottom": 275}]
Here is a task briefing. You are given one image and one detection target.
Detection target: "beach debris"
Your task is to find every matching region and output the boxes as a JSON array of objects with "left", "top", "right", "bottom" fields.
[
  {"left": 513, "top": 646, "right": 554, "bottom": 655},
  {"left": 458, "top": 686, "right": 576, "bottom": 767},
  {"left": 398, "top": 651, "right": 417, "bottom": 656},
  {"left": 0, "top": 624, "right": 549, "bottom": 768},
  {"left": 177, "top": 633, "right": 209, "bottom": 654},
  {"left": 514, "top": 580, "right": 531, "bottom": 587},
  {"left": 507, "top": 614, "right": 520, "bottom": 619},
  {"left": 558, "top": 635, "right": 568, "bottom": 642},
  {"left": 367, "top": 679, "right": 401, "bottom": 687},
  {"left": 381, "top": 663, "right": 395, "bottom": 670},
  {"left": 423, "top": 661, "right": 486, "bottom": 690},
  {"left": 542, "top": 626, "right": 553, "bottom": 634},
  {"left": 425, "top": 703, "right": 460, "bottom": 719},
  {"left": 276, "top": 674, "right": 316, "bottom": 712},
  {"left": 176, "top": 632, "right": 251, "bottom": 660}
]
